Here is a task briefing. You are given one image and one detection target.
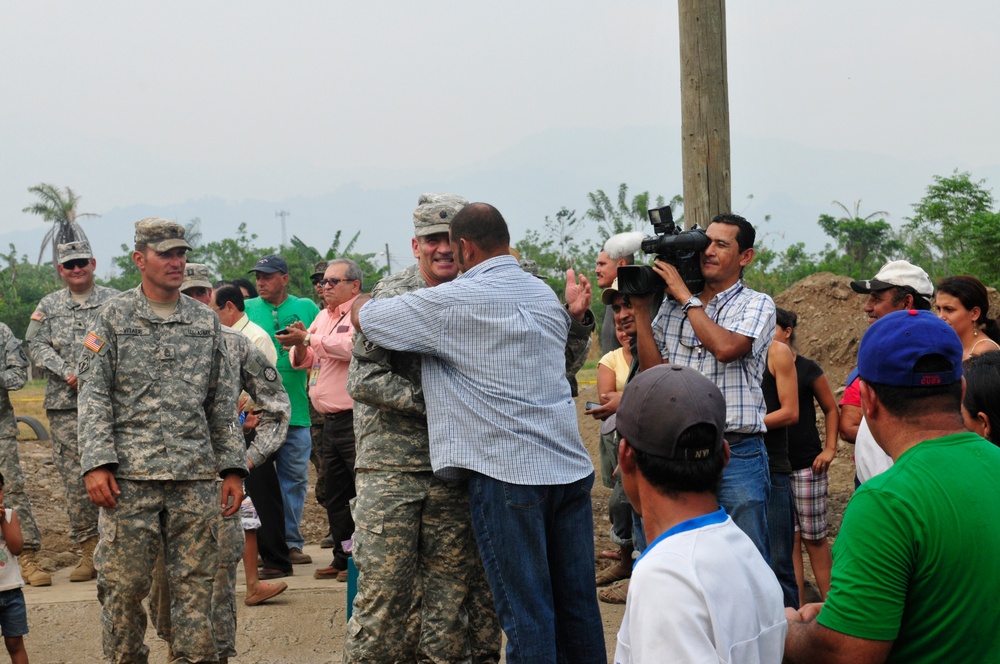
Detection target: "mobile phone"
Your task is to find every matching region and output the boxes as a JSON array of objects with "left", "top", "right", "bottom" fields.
[
  {"left": 275, "top": 327, "right": 291, "bottom": 336},
  {"left": 585, "top": 401, "right": 600, "bottom": 410}
]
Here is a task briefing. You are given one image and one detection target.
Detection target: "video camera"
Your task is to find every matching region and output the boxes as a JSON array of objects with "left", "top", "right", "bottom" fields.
[{"left": 616, "top": 205, "right": 709, "bottom": 298}]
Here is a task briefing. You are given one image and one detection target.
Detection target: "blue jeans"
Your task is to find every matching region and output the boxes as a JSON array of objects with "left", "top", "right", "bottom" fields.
[
  {"left": 468, "top": 472, "right": 605, "bottom": 664},
  {"left": 275, "top": 425, "right": 312, "bottom": 550},
  {"left": 719, "top": 434, "right": 771, "bottom": 563},
  {"left": 766, "top": 471, "right": 799, "bottom": 608}
]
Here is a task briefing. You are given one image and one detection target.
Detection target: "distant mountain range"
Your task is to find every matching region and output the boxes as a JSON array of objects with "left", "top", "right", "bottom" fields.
[{"left": 5, "top": 124, "right": 998, "bottom": 281}]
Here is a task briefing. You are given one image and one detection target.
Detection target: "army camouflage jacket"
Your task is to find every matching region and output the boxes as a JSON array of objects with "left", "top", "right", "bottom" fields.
[
  {"left": 77, "top": 287, "right": 247, "bottom": 481},
  {"left": 26, "top": 285, "right": 120, "bottom": 410},
  {"left": 0, "top": 324, "right": 28, "bottom": 440},
  {"left": 349, "top": 265, "right": 432, "bottom": 472},
  {"left": 348, "top": 264, "right": 595, "bottom": 473},
  {"left": 222, "top": 327, "right": 290, "bottom": 468}
]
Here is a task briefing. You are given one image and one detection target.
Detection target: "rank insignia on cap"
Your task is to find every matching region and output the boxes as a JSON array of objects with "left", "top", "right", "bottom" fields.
[
  {"left": 263, "top": 367, "right": 277, "bottom": 382},
  {"left": 30, "top": 310, "right": 45, "bottom": 322},
  {"left": 84, "top": 332, "right": 105, "bottom": 354}
]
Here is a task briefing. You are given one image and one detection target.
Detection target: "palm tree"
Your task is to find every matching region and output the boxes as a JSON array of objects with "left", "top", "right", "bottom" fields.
[{"left": 23, "top": 184, "right": 98, "bottom": 268}]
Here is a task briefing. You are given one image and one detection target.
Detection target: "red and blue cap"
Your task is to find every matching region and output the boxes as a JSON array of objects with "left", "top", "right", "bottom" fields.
[{"left": 858, "top": 309, "right": 963, "bottom": 387}]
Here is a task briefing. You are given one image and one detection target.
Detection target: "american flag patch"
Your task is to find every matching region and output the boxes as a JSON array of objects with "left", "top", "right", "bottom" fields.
[
  {"left": 83, "top": 332, "right": 105, "bottom": 354},
  {"left": 30, "top": 310, "right": 44, "bottom": 322}
]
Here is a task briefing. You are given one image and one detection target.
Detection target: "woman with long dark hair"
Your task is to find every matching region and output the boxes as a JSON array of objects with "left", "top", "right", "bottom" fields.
[{"left": 935, "top": 275, "right": 1000, "bottom": 359}]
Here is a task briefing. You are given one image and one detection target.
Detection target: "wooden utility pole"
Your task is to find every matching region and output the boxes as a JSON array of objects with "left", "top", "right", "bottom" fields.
[{"left": 678, "top": 0, "right": 731, "bottom": 229}]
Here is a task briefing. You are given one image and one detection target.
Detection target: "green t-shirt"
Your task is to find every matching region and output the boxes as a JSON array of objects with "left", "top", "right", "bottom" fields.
[
  {"left": 244, "top": 295, "right": 320, "bottom": 427},
  {"left": 819, "top": 431, "right": 1000, "bottom": 662}
]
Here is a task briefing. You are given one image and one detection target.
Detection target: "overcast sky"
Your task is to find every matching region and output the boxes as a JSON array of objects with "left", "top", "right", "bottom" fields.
[{"left": 2, "top": 1, "right": 998, "bottom": 262}]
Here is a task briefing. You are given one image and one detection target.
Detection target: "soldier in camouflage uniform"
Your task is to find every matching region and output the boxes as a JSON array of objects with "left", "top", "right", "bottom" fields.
[
  {"left": 78, "top": 219, "right": 246, "bottom": 664},
  {"left": 149, "top": 325, "right": 290, "bottom": 662},
  {"left": 344, "top": 194, "right": 498, "bottom": 663},
  {"left": 0, "top": 324, "right": 46, "bottom": 585},
  {"left": 25, "top": 240, "right": 119, "bottom": 585}
]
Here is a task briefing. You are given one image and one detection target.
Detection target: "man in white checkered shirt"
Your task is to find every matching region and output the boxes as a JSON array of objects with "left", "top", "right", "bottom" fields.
[
  {"left": 354, "top": 202, "right": 605, "bottom": 664},
  {"left": 632, "top": 212, "right": 776, "bottom": 563}
]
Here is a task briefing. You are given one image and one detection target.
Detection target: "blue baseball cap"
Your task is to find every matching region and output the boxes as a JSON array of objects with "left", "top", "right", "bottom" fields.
[
  {"left": 249, "top": 254, "right": 288, "bottom": 275},
  {"left": 858, "top": 309, "right": 963, "bottom": 387}
]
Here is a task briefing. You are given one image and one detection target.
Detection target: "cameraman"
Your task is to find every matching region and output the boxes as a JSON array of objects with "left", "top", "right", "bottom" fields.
[{"left": 633, "top": 213, "right": 776, "bottom": 562}]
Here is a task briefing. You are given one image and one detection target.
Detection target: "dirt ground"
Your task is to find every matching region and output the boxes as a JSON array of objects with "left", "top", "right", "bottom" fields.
[{"left": 19, "top": 271, "right": 996, "bottom": 661}]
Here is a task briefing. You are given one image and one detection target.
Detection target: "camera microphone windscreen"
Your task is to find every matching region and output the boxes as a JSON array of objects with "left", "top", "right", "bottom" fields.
[{"left": 603, "top": 231, "right": 646, "bottom": 260}]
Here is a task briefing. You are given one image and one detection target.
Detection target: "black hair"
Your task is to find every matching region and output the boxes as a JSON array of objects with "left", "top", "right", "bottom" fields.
[
  {"left": 864, "top": 354, "right": 963, "bottom": 418},
  {"left": 0, "top": 470, "right": 5, "bottom": 486},
  {"left": 231, "top": 277, "right": 258, "bottom": 299},
  {"left": 450, "top": 203, "right": 510, "bottom": 254},
  {"left": 213, "top": 285, "right": 246, "bottom": 312},
  {"left": 937, "top": 275, "right": 1000, "bottom": 343},
  {"left": 962, "top": 352, "right": 1000, "bottom": 446},
  {"left": 775, "top": 307, "right": 798, "bottom": 346},
  {"left": 710, "top": 213, "right": 756, "bottom": 252},
  {"left": 628, "top": 423, "right": 725, "bottom": 497},
  {"left": 886, "top": 286, "right": 931, "bottom": 311}
]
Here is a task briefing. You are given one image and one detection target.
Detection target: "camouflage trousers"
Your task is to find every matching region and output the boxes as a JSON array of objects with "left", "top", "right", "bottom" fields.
[
  {"left": 0, "top": 436, "right": 41, "bottom": 551},
  {"left": 149, "top": 512, "right": 245, "bottom": 659},
  {"left": 95, "top": 479, "right": 220, "bottom": 664},
  {"left": 344, "top": 470, "right": 501, "bottom": 664},
  {"left": 47, "top": 409, "right": 100, "bottom": 543}
]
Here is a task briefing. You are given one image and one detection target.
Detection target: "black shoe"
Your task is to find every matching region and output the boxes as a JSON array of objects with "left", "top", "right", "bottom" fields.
[{"left": 259, "top": 568, "right": 292, "bottom": 580}]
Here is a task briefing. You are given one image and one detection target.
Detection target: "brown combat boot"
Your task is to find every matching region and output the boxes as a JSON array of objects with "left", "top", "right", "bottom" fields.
[
  {"left": 70, "top": 536, "right": 98, "bottom": 582},
  {"left": 19, "top": 550, "right": 52, "bottom": 587}
]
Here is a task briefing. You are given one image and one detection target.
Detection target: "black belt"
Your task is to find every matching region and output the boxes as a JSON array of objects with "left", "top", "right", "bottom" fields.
[
  {"left": 724, "top": 432, "right": 748, "bottom": 444},
  {"left": 324, "top": 410, "right": 353, "bottom": 420}
]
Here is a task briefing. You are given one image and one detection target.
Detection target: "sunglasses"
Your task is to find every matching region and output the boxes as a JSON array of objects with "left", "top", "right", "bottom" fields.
[
  {"left": 61, "top": 259, "right": 90, "bottom": 270},
  {"left": 318, "top": 277, "right": 349, "bottom": 287}
]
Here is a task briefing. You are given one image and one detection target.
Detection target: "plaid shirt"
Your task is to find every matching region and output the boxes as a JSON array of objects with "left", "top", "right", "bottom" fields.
[
  {"left": 358, "top": 255, "right": 594, "bottom": 485},
  {"left": 651, "top": 280, "right": 776, "bottom": 434}
]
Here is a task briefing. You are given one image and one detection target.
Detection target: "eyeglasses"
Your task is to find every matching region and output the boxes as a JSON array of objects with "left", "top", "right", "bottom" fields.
[
  {"left": 318, "top": 277, "right": 349, "bottom": 287},
  {"left": 310, "top": 277, "right": 323, "bottom": 285},
  {"left": 61, "top": 259, "right": 90, "bottom": 270}
]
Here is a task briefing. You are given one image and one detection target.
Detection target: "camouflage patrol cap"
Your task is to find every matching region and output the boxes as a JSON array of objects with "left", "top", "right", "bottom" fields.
[
  {"left": 181, "top": 263, "right": 213, "bottom": 292},
  {"left": 134, "top": 218, "right": 192, "bottom": 252},
  {"left": 519, "top": 259, "right": 542, "bottom": 278},
  {"left": 311, "top": 260, "right": 329, "bottom": 279},
  {"left": 57, "top": 241, "right": 93, "bottom": 264},
  {"left": 413, "top": 193, "right": 468, "bottom": 237}
]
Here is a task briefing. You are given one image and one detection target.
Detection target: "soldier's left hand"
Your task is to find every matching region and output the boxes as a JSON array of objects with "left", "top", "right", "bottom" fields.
[{"left": 564, "top": 269, "right": 592, "bottom": 322}]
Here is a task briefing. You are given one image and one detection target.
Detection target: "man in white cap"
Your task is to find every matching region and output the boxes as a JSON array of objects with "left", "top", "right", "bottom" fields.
[{"left": 839, "top": 260, "right": 934, "bottom": 484}]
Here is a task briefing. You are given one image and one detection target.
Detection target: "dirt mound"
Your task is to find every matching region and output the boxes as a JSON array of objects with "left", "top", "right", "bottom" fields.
[{"left": 772, "top": 272, "right": 867, "bottom": 388}]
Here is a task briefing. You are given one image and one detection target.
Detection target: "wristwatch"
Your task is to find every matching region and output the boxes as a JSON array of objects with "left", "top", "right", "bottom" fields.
[
  {"left": 682, "top": 296, "right": 703, "bottom": 315},
  {"left": 303, "top": 334, "right": 312, "bottom": 347}
]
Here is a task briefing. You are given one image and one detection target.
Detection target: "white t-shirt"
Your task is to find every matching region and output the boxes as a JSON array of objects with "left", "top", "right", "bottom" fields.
[
  {"left": 0, "top": 509, "right": 24, "bottom": 592},
  {"left": 614, "top": 509, "right": 787, "bottom": 664},
  {"left": 855, "top": 417, "right": 893, "bottom": 484}
]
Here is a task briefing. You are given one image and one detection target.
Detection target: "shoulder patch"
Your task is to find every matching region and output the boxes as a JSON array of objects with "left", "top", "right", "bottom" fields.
[
  {"left": 83, "top": 332, "right": 105, "bottom": 354},
  {"left": 263, "top": 366, "right": 278, "bottom": 382},
  {"left": 30, "top": 310, "right": 45, "bottom": 322}
]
